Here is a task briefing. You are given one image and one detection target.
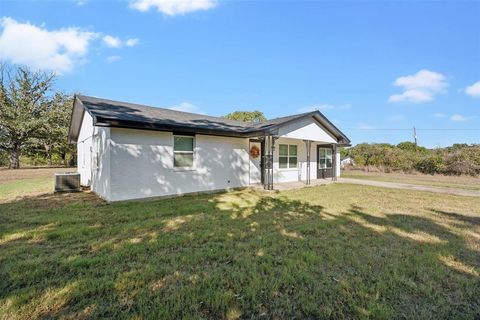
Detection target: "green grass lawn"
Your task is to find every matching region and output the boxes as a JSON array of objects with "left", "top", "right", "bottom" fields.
[
  {"left": 0, "top": 181, "right": 479, "bottom": 319},
  {"left": 342, "top": 170, "right": 480, "bottom": 191}
]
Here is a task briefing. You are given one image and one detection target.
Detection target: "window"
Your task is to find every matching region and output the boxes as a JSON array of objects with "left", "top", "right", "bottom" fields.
[
  {"left": 318, "top": 148, "right": 333, "bottom": 169},
  {"left": 174, "top": 136, "right": 195, "bottom": 168},
  {"left": 279, "top": 144, "right": 298, "bottom": 169}
]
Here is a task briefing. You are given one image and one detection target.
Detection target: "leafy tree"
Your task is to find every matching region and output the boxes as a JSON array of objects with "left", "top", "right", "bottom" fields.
[
  {"left": 415, "top": 154, "right": 446, "bottom": 175},
  {"left": 340, "top": 147, "right": 350, "bottom": 159},
  {"left": 224, "top": 111, "right": 267, "bottom": 123},
  {"left": 39, "top": 93, "right": 74, "bottom": 166},
  {"left": 397, "top": 141, "right": 428, "bottom": 154},
  {"left": 0, "top": 150, "right": 8, "bottom": 166},
  {"left": 349, "top": 143, "right": 393, "bottom": 168},
  {"left": 397, "top": 141, "right": 417, "bottom": 152},
  {"left": 0, "top": 65, "right": 54, "bottom": 168}
]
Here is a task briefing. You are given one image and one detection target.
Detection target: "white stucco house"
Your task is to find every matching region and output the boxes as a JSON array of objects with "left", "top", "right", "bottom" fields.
[{"left": 68, "top": 95, "right": 351, "bottom": 202}]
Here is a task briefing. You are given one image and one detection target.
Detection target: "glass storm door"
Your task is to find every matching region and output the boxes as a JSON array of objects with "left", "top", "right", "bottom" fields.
[{"left": 317, "top": 146, "right": 333, "bottom": 179}]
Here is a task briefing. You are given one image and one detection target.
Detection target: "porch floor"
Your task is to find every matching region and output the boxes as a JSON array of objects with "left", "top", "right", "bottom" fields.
[{"left": 250, "top": 179, "right": 334, "bottom": 192}]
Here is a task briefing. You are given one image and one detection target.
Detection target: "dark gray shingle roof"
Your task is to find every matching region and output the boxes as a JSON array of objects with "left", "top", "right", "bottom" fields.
[{"left": 69, "top": 95, "right": 350, "bottom": 144}]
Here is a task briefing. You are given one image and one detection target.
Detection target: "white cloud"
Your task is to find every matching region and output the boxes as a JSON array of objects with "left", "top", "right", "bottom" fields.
[
  {"left": 168, "top": 102, "right": 204, "bottom": 114},
  {"left": 433, "top": 113, "right": 446, "bottom": 118},
  {"left": 450, "top": 114, "right": 467, "bottom": 122},
  {"left": 130, "top": 0, "right": 217, "bottom": 16},
  {"left": 103, "top": 35, "right": 122, "bottom": 48},
  {"left": 298, "top": 103, "right": 350, "bottom": 113},
  {"left": 103, "top": 35, "right": 139, "bottom": 48},
  {"left": 0, "top": 17, "right": 138, "bottom": 73},
  {"left": 465, "top": 81, "right": 480, "bottom": 98},
  {"left": 388, "top": 89, "right": 433, "bottom": 103},
  {"left": 388, "top": 69, "right": 448, "bottom": 103},
  {"left": 0, "top": 17, "right": 97, "bottom": 73},
  {"left": 106, "top": 55, "right": 121, "bottom": 63},
  {"left": 126, "top": 38, "right": 139, "bottom": 47}
]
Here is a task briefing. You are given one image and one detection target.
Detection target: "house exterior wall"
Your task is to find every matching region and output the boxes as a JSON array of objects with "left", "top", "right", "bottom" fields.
[
  {"left": 273, "top": 137, "right": 322, "bottom": 183},
  {"left": 107, "top": 128, "right": 250, "bottom": 201},
  {"left": 278, "top": 117, "right": 337, "bottom": 143},
  {"left": 273, "top": 117, "right": 341, "bottom": 182},
  {"left": 76, "top": 111, "right": 111, "bottom": 199},
  {"left": 77, "top": 117, "right": 343, "bottom": 201},
  {"left": 90, "top": 127, "right": 111, "bottom": 200},
  {"left": 271, "top": 139, "right": 341, "bottom": 182},
  {"left": 77, "top": 112, "right": 94, "bottom": 186}
]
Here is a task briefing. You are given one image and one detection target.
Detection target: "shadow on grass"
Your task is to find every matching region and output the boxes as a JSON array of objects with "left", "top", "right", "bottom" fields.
[
  {"left": 0, "top": 189, "right": 479, "bottom": 319},
  {"left": 430, "top": 208, "right": 480, "bottom": 225}
]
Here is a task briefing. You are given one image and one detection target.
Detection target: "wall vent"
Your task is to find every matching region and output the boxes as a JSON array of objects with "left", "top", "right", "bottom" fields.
[{"left": 55, "top": 173, "right": 81, "bottom": 192}]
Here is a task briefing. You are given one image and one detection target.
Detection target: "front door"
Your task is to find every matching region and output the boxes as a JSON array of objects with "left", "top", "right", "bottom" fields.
[
  {"left": 317, "top": 145, "right": 333, "bottom": 179},
  {"left": 249, "top": 141, "right": 262, "bottom": 184}
]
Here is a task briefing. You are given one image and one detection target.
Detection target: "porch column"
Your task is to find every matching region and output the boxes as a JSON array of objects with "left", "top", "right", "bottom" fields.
[
  {"left": 271, "top": 136, "right": 277, "bottom": 190},
  {"left": 263, "top": 135, "right": 271, "bottom": 190},
  {"left": 303, "top": 140, "right": 311, "bottom": 185},
  {"left": 332, "top": 144, "right": 337, "bottom": 181},
  {"left": 263, "top": 135, "right": 277, "bottom": 190},
  {"left": 264, "top": 135, "right": 270, "bottom": 190}
]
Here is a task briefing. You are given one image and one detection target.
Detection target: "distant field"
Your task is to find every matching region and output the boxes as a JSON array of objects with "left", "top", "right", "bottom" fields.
[
  {"left": 0, "top": 168, "right": 74, "bottom": 201},
  {"left": 342, "top": 170, "right": 480, "bottom": 191}
]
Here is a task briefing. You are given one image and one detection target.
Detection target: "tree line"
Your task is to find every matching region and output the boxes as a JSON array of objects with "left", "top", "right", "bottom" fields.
[
  {"left": 343, "top": 142, "right": 480, "bottom": 176},
  {"left": 0, "top": 65, "right": 75, "bottom": 169}
]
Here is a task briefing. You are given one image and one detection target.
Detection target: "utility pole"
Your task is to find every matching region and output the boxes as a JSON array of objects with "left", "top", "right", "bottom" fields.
[{"left": 413, "top": 126, "right": 418, "bottom": 148}]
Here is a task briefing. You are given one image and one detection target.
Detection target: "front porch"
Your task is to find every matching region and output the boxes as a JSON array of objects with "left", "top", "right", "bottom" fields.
[
  {"left": 250, "top": 178, "right": 334, "bottom": 192},
  {"left": 249, "top": 134, "right": 341, "bottom": 191}
]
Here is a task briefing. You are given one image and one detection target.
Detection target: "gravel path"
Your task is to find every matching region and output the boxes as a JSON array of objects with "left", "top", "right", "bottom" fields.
[{"left": 338, "top": 178, "right": 480, "bottom": 197}]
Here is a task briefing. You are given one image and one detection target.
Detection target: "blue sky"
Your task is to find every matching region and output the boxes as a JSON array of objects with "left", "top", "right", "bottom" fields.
[{"left": 1, "top": 0, "right": 479, "bottom": 147}]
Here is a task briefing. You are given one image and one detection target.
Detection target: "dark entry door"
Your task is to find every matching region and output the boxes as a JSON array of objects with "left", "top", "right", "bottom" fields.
[{"left": 317, "top": 145, "right": 334, "bottom": 179}]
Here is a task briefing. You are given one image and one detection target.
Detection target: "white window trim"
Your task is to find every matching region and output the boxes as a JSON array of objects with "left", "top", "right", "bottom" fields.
[
  {"left": 173, "top": 135, "right": 196, "bottom": 171},
  {"left": 278, "top": 144, "right": 298, "bottom": 170}
]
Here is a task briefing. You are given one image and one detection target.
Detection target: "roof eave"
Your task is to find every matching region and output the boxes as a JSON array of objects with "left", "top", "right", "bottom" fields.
[
  {"left": 67, "top": 96, "right": 84, "bottom": 144},
  {"left": 95, "top": 117, "right": 267, "bottom": 138}
]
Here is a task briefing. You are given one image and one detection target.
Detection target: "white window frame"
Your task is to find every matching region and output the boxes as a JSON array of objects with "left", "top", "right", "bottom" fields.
[
  {"left": 279, "top": 144, "right": 298, "bottom": 170},
  {"left": 173, "top": 135, "right": 196, "bottom": 170},
  {"left": 318, "top": 147, "right": 333, "bottom": 169}
]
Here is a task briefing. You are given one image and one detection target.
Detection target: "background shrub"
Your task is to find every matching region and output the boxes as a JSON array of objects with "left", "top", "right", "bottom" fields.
[{"left": 344, "top": 142, "right": 479, "bottom": 176}]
